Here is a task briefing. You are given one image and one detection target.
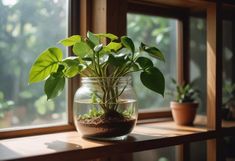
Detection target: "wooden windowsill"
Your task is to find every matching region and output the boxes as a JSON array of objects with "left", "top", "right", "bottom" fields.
[{"left": 0, "top": 117, "right": 217, "bottom": 161}]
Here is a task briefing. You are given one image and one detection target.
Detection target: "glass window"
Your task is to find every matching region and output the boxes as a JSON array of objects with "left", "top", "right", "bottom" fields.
[
  {"left": 0, "top": 0, "right": 68, "bottom": 129},
  {"left": 127, "top": 13, "right": 177, "bottom": 109},
  {"left": 189, "top": 17, "right": 207, "bottom": 114},
  {"left": 222, "top": 20, "right": 235, "bottom": 122}
]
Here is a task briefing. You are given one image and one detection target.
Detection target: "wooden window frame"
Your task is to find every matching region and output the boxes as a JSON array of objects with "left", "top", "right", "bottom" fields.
[
  {"left": 1, "top": 1, "right": 235, "bottom": 161},
  {"left": 0, "top": 0, "right": 79, "bottom": 139},
  {"left": 127, "top": 1, "right": 190, "bottom": 119},
  {"left": 0, "top": 0, "right": 209, "bottom": 138}
]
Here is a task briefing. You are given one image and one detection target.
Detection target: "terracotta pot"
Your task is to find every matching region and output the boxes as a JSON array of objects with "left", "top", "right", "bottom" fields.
[{"left": 170, "top": 101, "right": 198, "bottom": 125}]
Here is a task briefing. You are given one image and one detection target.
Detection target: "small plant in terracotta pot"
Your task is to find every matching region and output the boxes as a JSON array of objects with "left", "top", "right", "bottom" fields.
[{"left": 170, "top": 79, "right": 199, "bottom": 125}]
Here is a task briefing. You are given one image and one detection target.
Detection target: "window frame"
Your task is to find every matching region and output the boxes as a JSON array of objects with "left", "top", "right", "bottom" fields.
[
  {"left": 0, "top": 0, "right": 78, "bottom": 139},
  {"left": 0, "top": 0, "right": 212, "bottom": 139},
  {"left": 127, "top": 1, "right": 190, "bottom": 118},
  {"left": 0, "top": 1, "right": 232, "bottom": 161}
]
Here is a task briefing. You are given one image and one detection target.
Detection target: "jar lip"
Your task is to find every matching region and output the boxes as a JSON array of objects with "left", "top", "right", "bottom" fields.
[
  {"left": 81, "top": 76, "right": 132, "bottom": 83},
  {"left": 81, "top": 76, "right": 131, "bottom": 79}
]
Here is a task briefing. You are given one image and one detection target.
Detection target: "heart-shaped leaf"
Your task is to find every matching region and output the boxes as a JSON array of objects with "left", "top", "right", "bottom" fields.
[
  {"left": 44, "top": 75, "right": 65, "bottom": 100},
  {"left": 28, "top": 47, "right": 63, "bottom": 84},
  {"left": 95, "top": 33, "right": 118, "bottom": 41},
  {"left": 136, "top": 57, "right": 153, "bottom": 69},
  {"left": 73, "top": 41, "right": 93, "bottom": 58},
  {"left": 59, "top": 35, "right": 81, "bottom": 46},
  {"left": 140, "top": 67, "right": 165, "bottom": 96},
  {"left": 106, "top": 42, "right": 122, "bottom": 52},
  {"left": 121, "top": 36, "right": 135, "bottom": 54},
  {"left": 87, "top": 31, "right": 99, "bottom": 46},
  {"left": 107, "top": 54, "right": 127, "bottom": 67},
  {"left": 63, "top": 58, "right": 82, "bottom": 78},
  {"left": 140, "top": 43, "right": 165, "bottom": 62}
]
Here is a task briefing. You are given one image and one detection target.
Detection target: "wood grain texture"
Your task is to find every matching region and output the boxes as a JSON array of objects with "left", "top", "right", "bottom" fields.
[
  {"left": 206, "top": 2, "right": 223, "bottom": 161},
  {"left": 0, "top": 125, "right": 75, "bottom": 140},
  {"left": 128, "top": 0, "right": 213, "bottom": 11},
  {"left": 207, "top": 4, "right": 217, "bottom": 130},
  {"left": 0, "top": 119, "right": 214, "bottom": 161}
]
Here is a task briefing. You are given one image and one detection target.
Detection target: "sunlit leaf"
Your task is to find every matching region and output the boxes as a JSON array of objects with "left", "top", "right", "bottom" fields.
[
  {"left": 95, "top": 33, "right": 118, "bottom": 41},
  {"left": 64, "top": 66, "right": 80, "bottom": 78},
  {"left": 106, "top": 42, "right": 122, "bottom": 52},
  {"left": 99, "top": 46, "right": 111, "bottom": 56},
  {"left": 28, "top": 47, "right": 63, "bottom": 84},
  {"left": 87, "top": 31, "right": 99, "bottom": 46},
  {"left": 63, "top": 58, "right": 82, "bottom": 78},
  {"left": 72, "top": 41, "right": 93, "bottom": 58},
  {"left": 59, "top": 35, "right": 81, "bottom": 46},
  {"left": 63, "top": 57, "right": 80, "bottom": 66}
]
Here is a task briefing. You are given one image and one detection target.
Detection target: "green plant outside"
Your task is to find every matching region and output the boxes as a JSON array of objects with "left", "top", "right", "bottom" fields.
[{"left": 0, "top": 91, "right": 14, "bottom": 118}]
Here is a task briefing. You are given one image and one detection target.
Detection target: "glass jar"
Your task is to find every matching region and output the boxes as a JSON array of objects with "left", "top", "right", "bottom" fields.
[{"left": 73, "top": 76, "right": 138, "bottom": 139}]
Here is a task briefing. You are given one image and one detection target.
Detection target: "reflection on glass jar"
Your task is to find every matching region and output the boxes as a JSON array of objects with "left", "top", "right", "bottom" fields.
[{"left": 73, "top": 76, "right": 138, "bottom": 140}]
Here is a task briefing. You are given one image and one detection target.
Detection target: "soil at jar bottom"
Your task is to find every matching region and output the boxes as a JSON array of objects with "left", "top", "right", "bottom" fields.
[{"left": 77, "top": 115, "right": 136, "bottom": 138}]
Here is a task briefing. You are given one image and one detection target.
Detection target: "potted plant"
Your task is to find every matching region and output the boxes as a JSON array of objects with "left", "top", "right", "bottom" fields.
[
  {"left": 170, "top": 79, "right": 199, "bottom": 125},
  {"left": 28, "top": 31, "right": 165, "bottom": 139},
  {"left": 222, "top": 82, "right": 235, "bottom": 120}
]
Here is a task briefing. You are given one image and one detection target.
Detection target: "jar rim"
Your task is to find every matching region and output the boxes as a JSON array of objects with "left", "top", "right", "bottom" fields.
[
  {"left": 81, "top": 75, "right": 131, "bottom": 79},
  {"left": 80, "top": 76, "right": 132, "bottom": 83}
]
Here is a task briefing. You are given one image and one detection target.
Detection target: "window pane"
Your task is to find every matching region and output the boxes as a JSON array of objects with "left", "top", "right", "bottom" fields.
[
  {"left": 0, "top": 0, "right": 68, "bottom": 129},
  {"left": 222, "top": 20, "right": 235, "bottom": 122},
  {"left": 127, "top": 13, "right": 177, "bottom": 109},
  {"left": 189, "top": 17, "right": 207, "bottom": 114}
]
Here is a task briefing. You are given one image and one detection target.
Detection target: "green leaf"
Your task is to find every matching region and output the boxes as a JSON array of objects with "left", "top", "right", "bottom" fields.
[
  {"left": 72, "top": 41, "right": 93, "bottom": 58},
  {"left": 140, "top": 43, "right": 165, "bottom": 62},
  {"left": 108, "top": 54, "right": 127, "bottom": 67},
  {"left": 94, "top": 44, "right": 103, "bottom": 53},
  {"left": 95, "top": 33, "right": 118, "bottom": 41},
  {"left": 64, "top": 66, "right": 80, "bottom": 78},
  {"left": 87, "top": 31, "right": 99, "bottom": 46},
  {"left": 130, "top": 63, "right": 140, "bottom": 72},
  {"left": 145, "top": 47, "right": 165, "bottom": 62},
  {"left": 121, "top": 36, "right": 135, "bottom": 54},
  {"left": 140, "top": 67, "right": 165, "bottom": 96},
  {"left": 28, "top": 47, "right": 63, "bottom": 84},
  {"left": 63, "top": 57, "right": 80, "bottom": 66},
  {"left": 99, "top": 46, "right": 111, "bottom": 56},
  {"left": 44, "top": 75, "right": 65, "bottom": 100},
  {"left": 59, "top": 35, "right": 81, "bottom": 46},
  {"left": 106, "top": 42, "right": 122, "bottom": 52},
  {"left": 136, "top": 57, "right": 153, "bottom": 69},
  {"left": 64, "top": 64, "right": 85, "bottom": 78},
  {"left": 63, "top": 58, "right": 83, "bottom": 78}
]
